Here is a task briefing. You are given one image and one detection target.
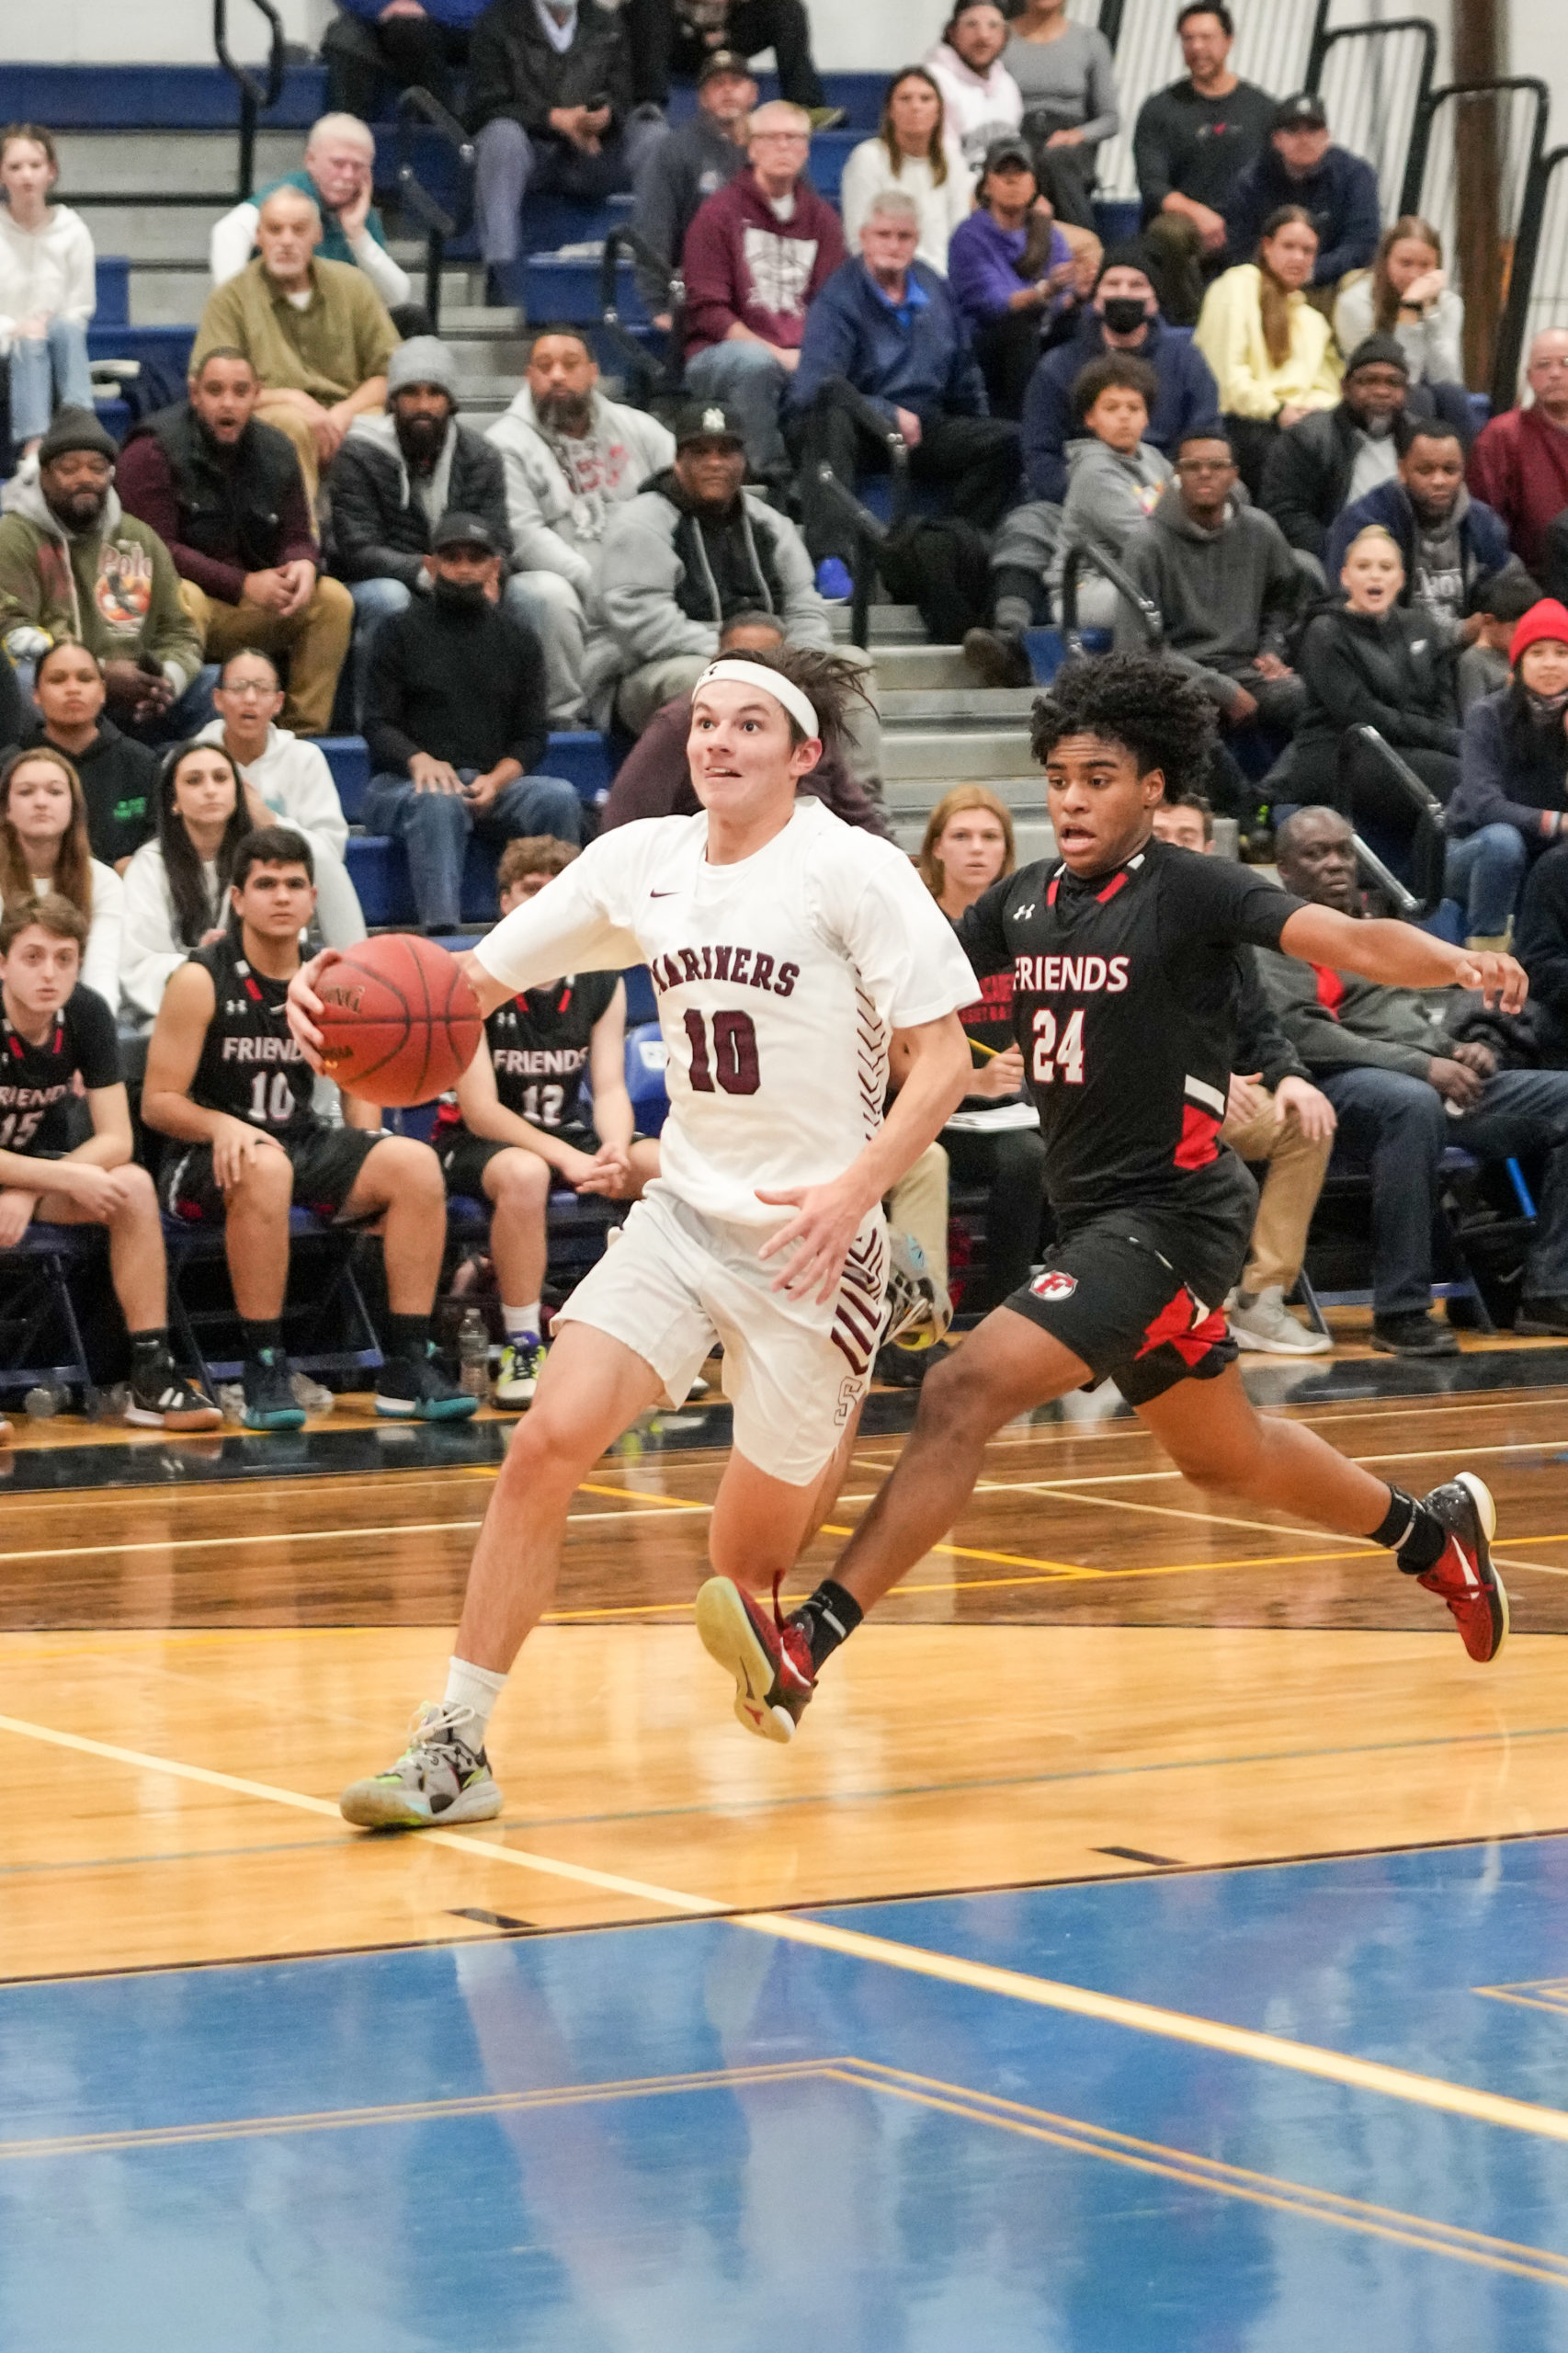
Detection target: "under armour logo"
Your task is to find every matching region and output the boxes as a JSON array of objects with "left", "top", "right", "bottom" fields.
[{"left": 1011, "top": 904, "right": 1036, "bottom": 921}]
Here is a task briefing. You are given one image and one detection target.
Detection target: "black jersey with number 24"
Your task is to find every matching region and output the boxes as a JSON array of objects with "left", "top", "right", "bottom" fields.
[
  {"left": 188, "top": 936, "right": 317, "bottom": 1139},
  {"left": 960, "top": 841, "right": 1306, "bottom": 1226}
]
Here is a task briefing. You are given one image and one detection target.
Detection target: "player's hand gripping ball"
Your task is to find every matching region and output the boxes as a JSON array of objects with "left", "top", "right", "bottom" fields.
[{"left": 312, "top": 935, "right": 483, "bottom": 1106}]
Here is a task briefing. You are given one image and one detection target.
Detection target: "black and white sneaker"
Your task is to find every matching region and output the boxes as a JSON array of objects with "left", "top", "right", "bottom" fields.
[
  {"left": 340, "top": 1701, "right": 503, "bottom": 1827},
  {"left": 125, "top": 1363, "right": 222, "bottom": 1431},
  {"left": 375, "top": 1345, "right": 479, "bottom": 1421}
]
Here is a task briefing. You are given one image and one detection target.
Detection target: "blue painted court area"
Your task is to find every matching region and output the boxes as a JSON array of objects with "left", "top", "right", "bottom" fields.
[{"left": 6, "top": 1841, "right": 1568, "bottom": 2351}]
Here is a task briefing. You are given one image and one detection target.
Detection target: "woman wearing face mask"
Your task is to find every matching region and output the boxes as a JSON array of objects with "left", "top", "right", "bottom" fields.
[
  {"left": 1286, "top": 527, "right": 1461, "bottom": 850},
  {"left": 839, "top": 69, "right": 972, "bottom": 275},
  {"left": 1448, "top": 600, "right": 1568, "bottom": 950},
  {"left": 120, "top": 740, "right": 268, "bottom": 1023},
  {"left": 22, "top": 637, "right": 159, "bottom": 871},
  {"left": 1194, "top": 204, "right": 1342, "bottom": 498},
  {"left": 914, "top": 785, "right": 1048, "bottom": 1317},
  {"left": 0, "top": 745, "right": 124, "bottom": 1007},
  {"left": 195, "top": 648, "right": 367, "bottom": 949}
]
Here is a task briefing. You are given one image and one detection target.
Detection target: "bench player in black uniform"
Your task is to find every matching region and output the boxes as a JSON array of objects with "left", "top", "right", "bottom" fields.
[
  {"left": 0, "top": 893, "right": 219, "bottom": 1435},
  {"left": 141, "top": 825, "right": 474, "bottom": 1431},
  {"left": 699, "top": 654, "right": 1521, "bottom": 1741},
  {"left": 433, "top": 836, "right": 661, "bottom": 1409}
]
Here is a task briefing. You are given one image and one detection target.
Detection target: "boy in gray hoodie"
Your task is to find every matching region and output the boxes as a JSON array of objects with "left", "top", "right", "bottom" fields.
[{"left": 1113, "top": 422, "right": 1308, "bottom": 733}]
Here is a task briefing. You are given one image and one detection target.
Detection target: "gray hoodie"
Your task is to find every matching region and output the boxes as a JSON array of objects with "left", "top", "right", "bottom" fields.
[
  {"left": 487, "top": 388, "right": 676, "bottom": 596},
  {"left": 1113, "top": 483, "right": 1304, "bottom": 712},
  {"left": 1054, "top": 436, "right": 1172, "bottom": 595}
]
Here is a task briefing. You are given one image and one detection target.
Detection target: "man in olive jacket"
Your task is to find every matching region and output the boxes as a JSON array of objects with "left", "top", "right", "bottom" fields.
[{"left": 0, "top": 406, "right": 207, "bottom": 741}]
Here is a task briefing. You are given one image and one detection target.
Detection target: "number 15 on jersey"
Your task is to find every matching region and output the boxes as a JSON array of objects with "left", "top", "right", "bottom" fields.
[{"left": 1032, "top": 1007, "right": 1085, "bottom": 1086}]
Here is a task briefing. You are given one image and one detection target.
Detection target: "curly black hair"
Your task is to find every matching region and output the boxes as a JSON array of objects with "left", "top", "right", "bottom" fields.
[
  {"left": 1070, "top": 352, "right": 1160, "bottom": 428},
  {"left": 1028, "top": 654, "right": 1217, "bottom": 799}
]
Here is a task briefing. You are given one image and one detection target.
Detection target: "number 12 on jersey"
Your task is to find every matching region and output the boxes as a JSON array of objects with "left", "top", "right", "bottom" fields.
[{"left": 1032, "top": 1007, "right": 1085, "bottom": 1085}]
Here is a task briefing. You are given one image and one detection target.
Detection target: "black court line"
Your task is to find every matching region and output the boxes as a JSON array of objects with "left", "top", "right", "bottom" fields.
[{"left": 1095, "top": 1846, "right": 1180, "bottom": 1867}]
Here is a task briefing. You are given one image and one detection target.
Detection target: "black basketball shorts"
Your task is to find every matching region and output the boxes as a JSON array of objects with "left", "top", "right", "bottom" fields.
[
  {"left": 436, "top": 1121, "right": 601, "bottom": 1200},
  {"left": 1003, "top": 1212, "right": 1245, "bottom": 1407},
  {"left": 161, "top": 1125, "right": 386, "bottom": 1225}
]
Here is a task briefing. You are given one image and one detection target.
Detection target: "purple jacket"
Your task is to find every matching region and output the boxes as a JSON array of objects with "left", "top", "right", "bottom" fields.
[{"left": 947, "top": 208, "right": 1072, "bottom": 330}]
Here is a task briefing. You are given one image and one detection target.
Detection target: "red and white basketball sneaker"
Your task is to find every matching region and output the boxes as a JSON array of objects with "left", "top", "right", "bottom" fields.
[
  {"left": 1415, "top": 1473, "right": 1507, "bottom": 1664},
  {"left": 695, "top": 1574, "right": 815, "bottom": 1744}
]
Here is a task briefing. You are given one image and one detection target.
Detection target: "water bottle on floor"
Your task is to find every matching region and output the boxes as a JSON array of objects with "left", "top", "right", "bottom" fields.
[{"left": 457, "top": 1309, "right": 491, "bottom": 1404}]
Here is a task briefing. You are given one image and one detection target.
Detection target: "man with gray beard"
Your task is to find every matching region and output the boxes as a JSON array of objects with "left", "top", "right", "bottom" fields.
[{"left": 487, "top": 326, "right": 676, "bottom": 724}]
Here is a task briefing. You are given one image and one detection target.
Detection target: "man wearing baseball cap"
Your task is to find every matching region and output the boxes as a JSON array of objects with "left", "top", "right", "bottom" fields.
[
  {"left": 586, "top": 402, "right": 884, "bottom": 801},
  {"left": 1222, "top": 91, "right": 1380, "bottom": 295},
  {"left": 361, "top": 509, "right": 583, "bottom": 932},
  {"left": 631, "top": 51, "right": 758, "bottom": 324}
]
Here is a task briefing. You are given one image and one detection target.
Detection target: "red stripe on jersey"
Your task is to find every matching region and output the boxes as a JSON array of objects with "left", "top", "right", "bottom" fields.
[
  {"left": 1136, "top": 1291, "right": 1229, "bottom": 1366},
  {"left": 1096, "top": 871, "right": 1130, "bottom": 905},
  {"left": 1312, "top": 965, "right": 1346, "bottom": 1017},
  {"left": 1174, "top": 1103, "right": 1221, "bottom": 1170},
  {"left": 1047, "top": 876, "right": 1061, "bottom": 906}
]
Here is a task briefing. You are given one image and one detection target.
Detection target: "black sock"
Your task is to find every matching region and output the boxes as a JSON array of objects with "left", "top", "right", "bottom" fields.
[
  {"left": 243, "top": 1317, "right": 284, "bottom": 1360},
  {"left": 790, "top": 1579, "right": 864, "bottom": 1674},
  {"left": 1371, "top": 1483, "right": 1446, "bottom": 1575},
  {"left": 385, "top": 1313, "right": 432, "bottom": 1363},
  {"left": 128, "top": 1327, "right": 168, "bottom": 1364}
]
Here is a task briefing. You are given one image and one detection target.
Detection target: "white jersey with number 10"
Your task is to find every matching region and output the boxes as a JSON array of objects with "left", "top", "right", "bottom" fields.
[{"left": 474, "top": 800, "right": 980, "bottom": 1227}]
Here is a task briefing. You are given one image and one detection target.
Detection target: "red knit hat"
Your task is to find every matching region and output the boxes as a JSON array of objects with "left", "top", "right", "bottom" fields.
[{"left": 1510, "top": 598, "right": 1568, "bottom": 666}]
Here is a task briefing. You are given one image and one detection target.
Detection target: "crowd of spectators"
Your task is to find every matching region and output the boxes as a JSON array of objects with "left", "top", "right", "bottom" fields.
[{"left": 9, "top": 0, "right": 1568, "bottom": 1397}]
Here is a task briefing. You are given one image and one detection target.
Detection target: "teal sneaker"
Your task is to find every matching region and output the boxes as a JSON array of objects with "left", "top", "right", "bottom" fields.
[
  {"left": 374, "top": 1344, "right": 478, "bottom": 1421},
  {"left": 242, "top": 1347, "right": 307, "bottom": 1431}
]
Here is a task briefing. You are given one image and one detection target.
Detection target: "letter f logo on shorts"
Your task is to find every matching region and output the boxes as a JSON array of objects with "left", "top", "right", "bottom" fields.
[{"left": 1030, "top": 1269, "right": 1078, "bottom": 1301}]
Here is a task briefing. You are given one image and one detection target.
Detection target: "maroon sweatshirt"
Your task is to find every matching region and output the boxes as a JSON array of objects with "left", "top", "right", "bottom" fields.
[
  {"left": 1467, "top": 404, "right": 1568, "bottom": 581},
  {"left": 602, "top": 691, "right": 891, "bottom": 837},
  {"left": 682, "top": 169, "right": 846, "bottom": 358}
]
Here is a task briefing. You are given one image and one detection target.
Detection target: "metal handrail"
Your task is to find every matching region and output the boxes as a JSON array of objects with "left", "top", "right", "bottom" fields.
[
  {"left": 1343, "top": 724, "right": 1448, "bottom": 915},
  {"left": 1350, "top": 831, "right": 1421, "bottom": 920},
  {"left": 809, "top": 465, "right": 889, "bottom": 652},
  {"left": 599, "top": 223, "right": 686, "bottom": 399},
  {"left": 1306, "top": 18, "right": 1438, "bottom": 223},
  {"left": 394, "top": 85, "right": 475, "bottom": 333},
  {"left": 1058, "top": 540, "right": 1161, "bottom": 665},
  {"left": 213, "top": 0, "right": 287, "bottom": 199},
  {"left": 1496, "top": 140, "right": 1568, "bottom": 413},
  {"left": 1399, "top": 74, "right": 1551, "bottom": 219}
]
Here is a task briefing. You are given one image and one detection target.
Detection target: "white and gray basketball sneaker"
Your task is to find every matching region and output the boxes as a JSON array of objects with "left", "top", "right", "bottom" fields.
[
  {"left": 882, "top": 1227, "right": 953, "bottom": 1353},
  {"left": 339, "top": 1701, "right": 503, "bottom": 1828}
]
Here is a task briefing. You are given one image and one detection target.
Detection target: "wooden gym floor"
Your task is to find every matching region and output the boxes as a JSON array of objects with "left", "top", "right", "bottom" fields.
[{"left": 6, "top": 1336, "right": 1568, "bottom": 2347}]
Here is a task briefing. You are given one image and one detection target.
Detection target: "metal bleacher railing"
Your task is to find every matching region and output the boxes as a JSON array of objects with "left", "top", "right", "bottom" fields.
[
  {"left": 392, "top": 85, "right": 474, "bottom": 335},
  {"left": 66, "top": 0, "right": 286, "bottom": 217},
  {"left": 1085, "top": 0, "right": 1330, "bottom": 206},
  {"left": 1503, "top": 145, "right": 1568, "bottom": 396},
  {"left": 1403, "top": 75, "right": 1551, "bottom": 406},
  {"left": 1312, "top": 17, "right": 1438, "bottom": 229}
]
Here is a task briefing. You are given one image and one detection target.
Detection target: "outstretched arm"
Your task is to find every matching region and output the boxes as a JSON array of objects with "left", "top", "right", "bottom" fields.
[{"left": 1278, "top": 904, "right": 1528, "bottom": 1012}]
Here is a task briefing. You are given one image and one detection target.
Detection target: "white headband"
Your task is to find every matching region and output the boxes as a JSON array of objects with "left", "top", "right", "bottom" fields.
[{"left": 693, "top": 659, "right": 820, "bottom": 743}]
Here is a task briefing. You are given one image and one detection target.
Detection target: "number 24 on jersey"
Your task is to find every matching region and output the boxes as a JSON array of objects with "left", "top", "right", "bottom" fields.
[{"left": 1032, "top": 1007, "right": 1085, "bottom": 1086}]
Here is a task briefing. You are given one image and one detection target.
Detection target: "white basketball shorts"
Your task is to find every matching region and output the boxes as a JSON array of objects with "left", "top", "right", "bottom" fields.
[{"left": 555, "top": 1182, "right": 888, "bottom": 1485}]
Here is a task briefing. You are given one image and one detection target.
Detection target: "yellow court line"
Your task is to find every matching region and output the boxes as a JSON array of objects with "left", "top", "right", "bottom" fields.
[{"left": 3, "top": 1708, "right": 1568, "bottom": 2152}]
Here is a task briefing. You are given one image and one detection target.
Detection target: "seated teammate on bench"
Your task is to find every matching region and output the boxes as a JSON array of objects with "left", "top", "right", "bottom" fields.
[
  {"left": 433, "top": 834, "right": 661, "bottom": 1408},
  {"left": 141, "top": 824, "right": 476, "bottom": 1430},
  {"left": 0, "top": 893, "right": 220, "bottom": 1432}
]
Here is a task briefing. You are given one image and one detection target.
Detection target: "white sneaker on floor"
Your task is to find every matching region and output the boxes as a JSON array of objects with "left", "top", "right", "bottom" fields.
[
  {"left": 1227, "top": 1285, "right": 1332, "bottom": 1356},
  {"left": 339, "top": 1700, "right": 503, "bottom": 1828}
]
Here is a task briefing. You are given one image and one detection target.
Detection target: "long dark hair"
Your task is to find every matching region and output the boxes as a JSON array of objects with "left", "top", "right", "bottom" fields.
[
  {"left": 155, "top": 739, "right": 251, "bottom": 949},
  {"left": 880, "top": 67, "right": 949, "bottom": 186},
  {"left": 0, "top": 745, "right": 94, "bottom": 919},
  {"left": 1371, "top": 214, "right": 1442, "bottom": 334},
  {"left": 1256, "top": 203, "right": 1317, "bottom": 369}
]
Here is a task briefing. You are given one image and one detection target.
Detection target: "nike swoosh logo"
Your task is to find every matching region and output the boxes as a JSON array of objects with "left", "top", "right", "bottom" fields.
[{"left": 650, "top": 890, "right": 677, "bottom": 898}]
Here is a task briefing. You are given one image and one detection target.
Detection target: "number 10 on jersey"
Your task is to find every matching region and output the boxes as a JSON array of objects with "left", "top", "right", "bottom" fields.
[
  {"left": 684, "top": 1009, "right": 761, "bottom": 1096},
  {"left": 1032, "top": 1007, "right": 1085, "bottom": 1085}
]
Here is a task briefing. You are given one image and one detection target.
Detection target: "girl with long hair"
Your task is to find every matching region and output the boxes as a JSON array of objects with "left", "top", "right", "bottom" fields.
[
  {"left": 1194, "top": 203, "right": 1342, "bottom": 494},
  {"left": 1335, "top": 214, "right": 1467, "bottom": 409},
  {"left": 839, "top": 68, "right": 971, "bottom": 271},
  {"left": 915, "top": 783, "right": 1049, "bottom": 1316},
  {"left": 119, "top": 739, "right": 267, "bottom": 1022},
  {"left": 0, "top": 123, "right": 96, "bottom": 458},
  {"left": 0, "top": 743, "right": 123, "bottom": 1006}
]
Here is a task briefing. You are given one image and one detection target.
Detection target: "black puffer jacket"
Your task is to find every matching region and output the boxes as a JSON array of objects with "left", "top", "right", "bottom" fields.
[
  {"left": 1290, "top": 600, "right": 1460, "bottom": 796},
  {"left": 327, "top": 416, "right": 513, "bottom": 588},
  {"left": 467, "top": 0, "right": 632, "bottom": 137}
]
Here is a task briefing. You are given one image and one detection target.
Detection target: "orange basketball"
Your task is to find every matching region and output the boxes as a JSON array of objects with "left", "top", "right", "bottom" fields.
[{"left": 313, "top": 935, "right": 483, "bottom": 1106}]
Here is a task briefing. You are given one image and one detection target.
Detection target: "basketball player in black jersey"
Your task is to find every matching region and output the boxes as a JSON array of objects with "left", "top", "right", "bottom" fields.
[
  {"left": 701, "top": 655, "right": 1522, "bottom": 1739},
  {"left": 0, "top": 895, "right": 218, "bottom": 1434},
  {"left": 433, "top": 835, "right": 661, "bottom": 1407},
  {"left": 141, "top": 826, "right": 474, "bottom": 1431}
]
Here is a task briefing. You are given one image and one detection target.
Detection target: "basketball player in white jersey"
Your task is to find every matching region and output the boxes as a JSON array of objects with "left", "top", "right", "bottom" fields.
[{"left": 287, "top": 646, "right": 978, "bottom": 1823}]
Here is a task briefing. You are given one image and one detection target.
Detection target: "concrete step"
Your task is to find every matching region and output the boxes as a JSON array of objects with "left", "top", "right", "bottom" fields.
[
  {"left": 78, "top": 206, "right": 222, "bottom": 263},
  {"left": 56, "top": 128, "right": 303, "bottom": 198},
  {"left": 878, "top": 688, "right": 1040, "bottom": 725},
  {"left": 867, "top": 643, "right": 978, "bottom": 691},
  {"left": 829, "top": 605, "right": 926, "bottom": 645},
  {"left": 880, "top": 729, "right": 1033, "bottom": 784}
]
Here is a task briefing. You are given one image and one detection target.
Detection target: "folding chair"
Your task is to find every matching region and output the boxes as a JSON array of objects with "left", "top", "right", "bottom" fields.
[
  {"left": 162, "top": 1209, "right": 385, "bottom": 1390},
  {"left": 0, "top": 1225, "right": 105, "bottom": 1413}
]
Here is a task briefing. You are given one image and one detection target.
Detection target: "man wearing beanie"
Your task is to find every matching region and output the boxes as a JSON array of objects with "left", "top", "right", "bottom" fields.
[
  {"left": 1261, "top": 333, "right": 1429, "bottom": 564},
  {"left": 115, "top": 346, "right": 352, "bottom": 737},
  {"left": 0, "top": 406, "right": 206, "bottom": 741},
  {"left": 329, "top": 335, "right": 516, "bottom": 720},
  {"left": 1019, "top": 242, "right": 1220, "bottom": 507}
]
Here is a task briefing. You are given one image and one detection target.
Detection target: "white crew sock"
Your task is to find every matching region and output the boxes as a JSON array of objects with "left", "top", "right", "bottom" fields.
[
  {"left": 444, "top": 1655, "right": 508, "bottom": 1741},
  {"left": 502, "top": 1302, "right": 541, "bottom": 1340}
]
